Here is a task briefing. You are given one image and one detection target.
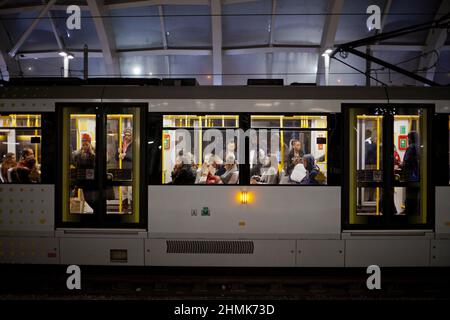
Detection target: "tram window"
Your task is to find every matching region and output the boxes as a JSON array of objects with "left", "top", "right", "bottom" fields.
[
  {"left": 393, "top": 111, "right": 427, "bottom": 223},
  {"left": 0, "top": 114, "right": 41, "bottom": 184},
  {"left": 448, "top": 115, "right": 450, "bottom": 184},
  {"left": 249, "top": 115, "right": 327, "bottom": 185},
  {"left": 251, "top": 115, "right": 327, "bottom": 129},
  {"left": 347, "top": 106, "right": 430, "bottom": 228},
  {"left": 106, "top": 114, "right": 135, "bottom": 215},
  {"left": 355, "top": 115, "right": 383, "bottom": 216},
  {"left": 68, "top": 114, "right": 97, "bottom": 214},
  {"left": 162, "top": 115, "right": 240, "bottom": 185}
]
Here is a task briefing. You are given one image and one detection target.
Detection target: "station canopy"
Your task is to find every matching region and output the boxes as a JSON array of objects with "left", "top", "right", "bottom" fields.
[{"left": 0, "top": 0, "right": 449, "bottom": 86}]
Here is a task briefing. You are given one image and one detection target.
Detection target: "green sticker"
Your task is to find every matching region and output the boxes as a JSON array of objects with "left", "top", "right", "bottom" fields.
[
  {"left": 201, "top": 207, "right": 210, "bottom": 216},
  {"left": 400, "top": 126, "right": 406, "bottom": 134},
  {"left": 400, "top": 139, "right": 407, "bottom": 149}
]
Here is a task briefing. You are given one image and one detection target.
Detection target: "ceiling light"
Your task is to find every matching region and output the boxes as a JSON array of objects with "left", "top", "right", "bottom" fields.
[
  {"left": 59, "top": 51, "right": 74, "bottom": 59},
  {"left": 322, "top": 49, "right": 333, "bottom": 57},
  {"left": 132, "top": 66, "right": 142, "bottom": 75}
]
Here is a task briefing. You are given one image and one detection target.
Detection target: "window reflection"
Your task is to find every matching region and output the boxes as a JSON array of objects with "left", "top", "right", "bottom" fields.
[
  {"left": 162, "top": 115, "right": 240, "bottom": 185},
  {"left": 69, "top": 114, "right": 96, "bottom": 214},
  {"left": 0, "top": 114, "right": 41, "bottom": 184},
  {"left": 106, "top": 114, "right": 134, "bottom": 215},
  {"left": 249, "top": 115, "right": 327, "bottom": 185},
  {"left": 355, "top": 115, "right": 383, "bottom": 216},
  {"left": 393, "top": 114, "right": 423, "bottom": 219}
]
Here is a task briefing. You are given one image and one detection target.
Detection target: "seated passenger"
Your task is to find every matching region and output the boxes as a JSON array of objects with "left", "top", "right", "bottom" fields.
[
  {"left": 211, "top": 155, "right": 226, "bottom": 177},
  {"left": 9, "top": 156, "right": 40, "bottom": 184},
  {"left": 220, "top": 154, "right": 239, "bottom": 184},
  {"left": 1, "top": 153, "right": 16, "bottom": 183},
  {"left": 251, "top": 154, "right": 278, "bottom": 184},
  {"left": 195, "top": 154, "right": 213, "bottom": 184},
  {"left": 17, "top": 148, "right": 34, "bottom": 168},
  {"left": 171, "top": 156, "right": 196, "bottom": 185},
  {"left": 300, "top": 154, "right": 325, "bottom": 185}
]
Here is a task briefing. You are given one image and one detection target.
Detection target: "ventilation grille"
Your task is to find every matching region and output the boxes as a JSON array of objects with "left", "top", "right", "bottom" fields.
[{"left": 166, "top": 240, "right": 254, "bottom": 254}]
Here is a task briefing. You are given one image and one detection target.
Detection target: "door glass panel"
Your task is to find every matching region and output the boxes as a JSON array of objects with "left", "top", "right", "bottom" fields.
[
  {"left": 393, "top": 110, "right": 427, "bottom": 224},
  {"left": 106, "top": 114, "right": 134, "bottom": 215},
  {"left": 355, "top": 115, "right": 383, "bottom": 217},
  {"left": 348, "top": 109, "right": 384, "bottom": 225},
  {"left": 68, "top": 113, "right": 97, "bottom": 218}
]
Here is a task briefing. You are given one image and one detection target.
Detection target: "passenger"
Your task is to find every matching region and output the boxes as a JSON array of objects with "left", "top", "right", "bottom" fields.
[
  {"left": 251, "top": 154, "right": 278, "bottom": 184},
  {"left": 402, "top": 131, "right": 420, "bottom": 182},
  {"left": 1, "top": 153, "right": 16, "bottom": 183},
  {"left": 250, "top": 149, "right": 265, "bottom": 177},
  {"left": 285, "top": 139, "right": 304, "bottom": 176},
  {"left": 195, "top": 154, "right": 213, "bottom": 184},
  {"left": 118, "top": 127, "right": 133, "bottom": 169},
  {"left": 72, "top": 133, "right": 95, "bottom": 170},
  {"left": 71, "top": 133, "right": 97, "bottom": 210},
  {"left": 211, "top": 155, "right": 226, "bottom": 177},
  {"left": 220, "top": 154, "right": 239, "bottom": 184},
  {"left": 300, "top": 154, "right": 325, "bottom": 185},
  {"left": 17, "top": 148, "right": 34, "bottom": 168},
  {"left": 117, "top": 127, "right": 133, "bottom": 212},
  {"left": 172, "top": 155, "right": 196, "bottom": 185},
  {"left": 399, "top": 131, "right": 420, "bottom": 215},
  {"left": 365, "top": 129, "right": 377, "bottom": 167},
  {"left": 10, "top": 156, "right": 39, "bottom": 184}
]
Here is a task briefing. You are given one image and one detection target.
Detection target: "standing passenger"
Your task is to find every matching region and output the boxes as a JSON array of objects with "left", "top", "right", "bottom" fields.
[{"left": 286, "top": 139, "right": 304, "bottom": 176}]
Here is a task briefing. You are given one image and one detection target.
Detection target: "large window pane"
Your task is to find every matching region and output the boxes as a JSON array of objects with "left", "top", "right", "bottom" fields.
[
  {"left": 249, "top": 115, "right": 327, "bottom": 185},
  {"left": 106, "top": 114, "right": 134, "bottom": 215},
  {"left": 356, "top": 115, "right": 383, "bottom": 216},
  {"left": 69, "top": 114, "right": 97, "bottom": 215},
  {"left": 393, "top": 110, "right": 427, "bottom": 224},
  {"left": 251, "top": 115, "right": 327, "bottom": 129},
  {"left": 0, "top": 114, "right": 41, "bottom": 184},
  {"left": 162, "top": 115, "right": 239, "bottom": 185}
]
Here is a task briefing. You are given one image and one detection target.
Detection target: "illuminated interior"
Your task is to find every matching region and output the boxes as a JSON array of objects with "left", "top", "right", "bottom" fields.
[
  {"left": 162, "top": 115, "right": 239, "bottom": 185},
  {"left": 355, "top": 115, "right": 383, "bottom": 217},
  {"left": 62, "top": 109, "right": 141, "bottom": 224},
  {"left": 250, "top": 115, "right": 327, "bottom": 185},
  {"left": 349, "top": 108, "right": 428, "bottom": 226},
  {"left": 0, "top": 114, "right": 41, "bottom": 184}
]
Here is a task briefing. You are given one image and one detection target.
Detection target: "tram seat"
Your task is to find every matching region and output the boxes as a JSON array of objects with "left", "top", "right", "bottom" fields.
[
  {"left": 0, "top": 164, "right": 4, "bottom": 183},
  {"left": 228, "top": 171, "right": 239, "bottom": 184},
  {"left": 7, "top": 167, "right": 16, "bottom": 183}
]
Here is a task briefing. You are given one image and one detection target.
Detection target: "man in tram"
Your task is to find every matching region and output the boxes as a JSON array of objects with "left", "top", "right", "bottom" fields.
[{"left": 400, "top": 131, "right": 420, "bottom": 215}]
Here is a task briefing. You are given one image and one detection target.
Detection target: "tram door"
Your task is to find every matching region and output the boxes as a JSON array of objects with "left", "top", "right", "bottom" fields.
[
  {"left": 345, "top": 105, "right": 432, "bottom": 229},
  {"left": 59, "top": 105, "right": 144, "bottom": 228}
]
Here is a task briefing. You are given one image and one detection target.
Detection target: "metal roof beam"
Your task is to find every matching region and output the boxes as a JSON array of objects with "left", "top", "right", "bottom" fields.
[
  {"left": 211, "top": 0, "right": 222, "bottom": 85},
  {"left": 87, "top": 0, "right": 120, "bottom": 76},
  {"left": 106, "top": 0, "right": 209, "bottom": 10},
  {"left": 416, "top": 0, "right": 450, "bottom": 85},
  {"left": 16, "top": 44, "right": 450, "bottom": 60},
  {"left": 8, "top": 0, "right": 57, "bottom": 58},
  {"left": 316, "top": 0, "right": 344, "bottom": 85},
  {"left": 0, "top": 4, "right": 88, "bottom": 15},
  {"left": 158, "top": 5, "right": 171, "bottom": 76}
]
